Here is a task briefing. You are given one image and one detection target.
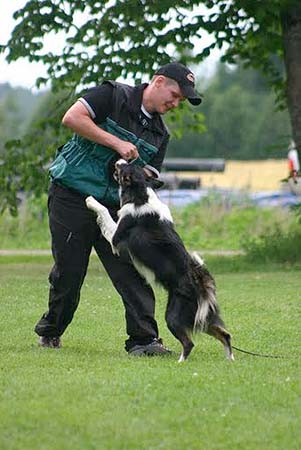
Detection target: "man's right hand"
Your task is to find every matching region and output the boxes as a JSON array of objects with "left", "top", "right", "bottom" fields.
[{"left": 117, "top": 141, "right": 139, "bottom": 160}]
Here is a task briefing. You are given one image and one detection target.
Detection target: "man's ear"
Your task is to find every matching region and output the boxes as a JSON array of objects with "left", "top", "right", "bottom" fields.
[
  {"left": 153, "top": 75, "right": 165, "bottom": 88},
  {"left": 146, "top": 177, "right": 165, "bottom": 190}
]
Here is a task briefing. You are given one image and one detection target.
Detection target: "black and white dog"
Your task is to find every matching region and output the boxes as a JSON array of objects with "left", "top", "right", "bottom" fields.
[{"left": 86, "top": 159, "right": 234, "bottom": 362}]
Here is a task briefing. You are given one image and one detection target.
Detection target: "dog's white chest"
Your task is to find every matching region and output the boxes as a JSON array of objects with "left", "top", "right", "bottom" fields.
[{"left": 118, "top": 188, "right": 173, "bottom": 223}]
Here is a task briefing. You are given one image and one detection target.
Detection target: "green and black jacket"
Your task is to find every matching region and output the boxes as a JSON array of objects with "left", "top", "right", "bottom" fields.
[{"left": 49, "top": 81, "right": 169, "bottom": 206}]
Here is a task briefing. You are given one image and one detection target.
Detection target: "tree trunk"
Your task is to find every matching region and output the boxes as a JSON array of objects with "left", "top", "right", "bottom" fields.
[{"left": 281, "top": 2, "right": 301, "bottom": 163}]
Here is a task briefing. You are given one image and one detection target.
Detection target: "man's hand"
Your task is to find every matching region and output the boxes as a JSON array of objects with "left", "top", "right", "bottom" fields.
[{"left": 117, "top": 141, "right": 139, "bottom": 160}]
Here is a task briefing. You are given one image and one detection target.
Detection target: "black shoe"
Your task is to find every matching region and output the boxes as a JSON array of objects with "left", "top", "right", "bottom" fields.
[
  {"left": 38, "top": 336, "right": 62, "bottom": 348},
  {"left": 128, "top": 338, "right": 172, "bottom": 356}
]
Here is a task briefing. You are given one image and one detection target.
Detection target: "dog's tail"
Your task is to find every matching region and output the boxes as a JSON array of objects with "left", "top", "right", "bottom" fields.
[
  {"left": 190, "top": 252, "right": 218, "bottom": 332},
  {"left": 190, "top": 252, "right": 234, "bottom": 361}
]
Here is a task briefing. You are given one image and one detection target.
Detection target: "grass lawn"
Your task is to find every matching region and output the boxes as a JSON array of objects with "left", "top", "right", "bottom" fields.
[{"left": 0, "top": 255, "right": 300, "bottom": 450}]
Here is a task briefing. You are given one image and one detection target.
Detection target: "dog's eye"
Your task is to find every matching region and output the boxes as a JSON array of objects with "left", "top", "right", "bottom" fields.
[{"left": 124, "top": 175, "right": 131, "bottom": 185}]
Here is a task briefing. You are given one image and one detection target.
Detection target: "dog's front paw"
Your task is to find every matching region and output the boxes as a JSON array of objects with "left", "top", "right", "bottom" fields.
[
  {"left": 87, "top": 196, "right": 109, "bottom": 217},
  {"left": 86, "top": 196, "right": 99, "bottom": 212}
]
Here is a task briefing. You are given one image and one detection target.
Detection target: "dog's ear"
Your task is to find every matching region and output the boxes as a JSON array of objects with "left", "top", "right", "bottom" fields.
[{"left": 146, "top": 177, "right": 165, "bottom": 190}]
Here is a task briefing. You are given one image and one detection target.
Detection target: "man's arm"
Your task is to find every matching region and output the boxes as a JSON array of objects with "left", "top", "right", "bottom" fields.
[{"left": 62, "top": 100, "right": 139, "bottom": 161}]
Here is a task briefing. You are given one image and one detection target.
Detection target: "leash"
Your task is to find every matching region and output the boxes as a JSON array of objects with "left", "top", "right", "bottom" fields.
[
  {"left": 232, "top": 345, "right": 294, "bottom": 359},
  {"left": 128, "top": 157, "right": 139, "bottom": 165}
]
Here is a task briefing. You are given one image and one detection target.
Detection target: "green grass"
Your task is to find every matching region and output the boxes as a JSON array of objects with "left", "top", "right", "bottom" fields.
[{"left": 0, "top": 255, "right": 300, "bottom": 450}]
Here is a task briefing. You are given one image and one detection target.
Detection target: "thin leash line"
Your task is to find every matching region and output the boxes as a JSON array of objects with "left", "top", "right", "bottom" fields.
[
  {"left": 232, "top": 345, "right": 295, "bottom": 359},
  {"left": 128, "top": 157, "right": 139, "bottom": 165}
]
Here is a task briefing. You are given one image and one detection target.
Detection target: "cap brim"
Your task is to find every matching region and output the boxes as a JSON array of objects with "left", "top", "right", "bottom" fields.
[
  {"left": 181, "top": 85, "right": 202, "bottom": 105},
  {"left": 188, "top": 97, "right": 202, "bottom": 106}
]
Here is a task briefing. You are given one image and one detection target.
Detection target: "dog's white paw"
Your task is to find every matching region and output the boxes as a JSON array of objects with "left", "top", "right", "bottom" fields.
[
  {"left": 86, "top": 196, "right": 107, "bottom": 215},
  {"left": 86, "top": 196, "right": 99, "bottom": 212}
]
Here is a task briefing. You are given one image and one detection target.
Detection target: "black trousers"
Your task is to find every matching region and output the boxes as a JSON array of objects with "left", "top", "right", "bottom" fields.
[{"left": 34, "top": 183, "right": 159, "bottom": 351}]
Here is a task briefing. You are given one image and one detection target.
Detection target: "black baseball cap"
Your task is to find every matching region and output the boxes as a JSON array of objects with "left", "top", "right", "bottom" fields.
[{"left": 155, "top": 62, "right": 202, "bottom": 105}]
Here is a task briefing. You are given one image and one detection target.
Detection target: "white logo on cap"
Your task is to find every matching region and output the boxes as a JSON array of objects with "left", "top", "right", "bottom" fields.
[{"left": 187, "top": 73, "right": 195, "bottom": 83}]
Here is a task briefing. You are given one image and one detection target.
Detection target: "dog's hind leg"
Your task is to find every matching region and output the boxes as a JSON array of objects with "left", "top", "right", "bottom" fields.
[
  {"left": 191, "top": 260, "right": 234, "bottom": 361},
  {"left": 85, "top": 196, "right": 118, "bottom": 254},
  {"left": 177, "top": 337, "right": 194, "bottom": 363},
  {"left": 207, "top": 323, "right": 234, "bottom": 361},
  {"left": 167, "top": 321, "right": 194, "bottom": 362},
  {"left": 165, "top": 296, "right": 194, "bottom": 362}
]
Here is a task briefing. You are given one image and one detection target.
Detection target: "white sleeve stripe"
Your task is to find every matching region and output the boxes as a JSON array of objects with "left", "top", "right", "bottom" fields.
[{"left": 78, "top": 98, "right": 96, "bottom": 119}]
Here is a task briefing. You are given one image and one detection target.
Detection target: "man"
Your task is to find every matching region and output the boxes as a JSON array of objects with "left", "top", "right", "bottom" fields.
[{"left": 34, "top": 61, "right": 202, "bottom": 355}]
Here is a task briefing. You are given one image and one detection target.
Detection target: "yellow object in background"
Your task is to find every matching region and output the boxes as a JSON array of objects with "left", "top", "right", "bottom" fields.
[{"left": 179, "top": 160, "right": 287, "bottom": 193}]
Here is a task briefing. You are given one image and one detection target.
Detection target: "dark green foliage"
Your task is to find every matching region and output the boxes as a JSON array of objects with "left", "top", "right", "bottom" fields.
[
  {"left": 242, "top": 227, "right": 301, "bottom": 263},
  {"left": 1, "top": 0, "right": 301, "bottom": 212},
  {"left": 2, "top": 0, "right": 293, "bottom": 98},
  {"left": 242, "top": 211, "right": 301, "bottom": 263},
  {"left": 172, "top": 196, "right": 293, "bottom": 252},
  {"left": 0, "top": 84, "right": 45, "bottom": 145}
]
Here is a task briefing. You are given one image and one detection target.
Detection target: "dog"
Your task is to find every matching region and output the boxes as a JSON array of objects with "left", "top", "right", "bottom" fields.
[{"left": 86, "top": 159, "right": 234, "bottom": 362}]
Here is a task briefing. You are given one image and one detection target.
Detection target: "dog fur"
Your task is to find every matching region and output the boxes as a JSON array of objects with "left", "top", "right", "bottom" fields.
[{"left": 86, "top": 159, "right": 234, "bottom": 362}]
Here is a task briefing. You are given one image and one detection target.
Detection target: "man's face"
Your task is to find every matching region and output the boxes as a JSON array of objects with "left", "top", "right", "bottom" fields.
[{"left": 152, "top": 76, "right": 185, "bottom": 114}]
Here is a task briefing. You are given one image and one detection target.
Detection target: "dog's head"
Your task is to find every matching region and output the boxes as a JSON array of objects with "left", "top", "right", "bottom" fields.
[
  {"left": 115, "top": 159, "right": 164, "bottom": 187},
  {"left": 114, "top": 159, "right": 164, "bottom": 205},
  {"left": 114, "top": 159, "right": 145, "bottom": 187}
]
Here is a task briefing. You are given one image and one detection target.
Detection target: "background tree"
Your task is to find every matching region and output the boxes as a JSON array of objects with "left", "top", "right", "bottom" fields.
[
  {"left": 1, "top": 0, "right": 300, "bottom": 212},
  {"left": 0, "top": 88, "right": 74, "bottom": 214},
  {"left": 167, "top": 63, "right": 291, "bottom": 159},
  {"left": 0, "top": 84, "right": 40, "bottom": 148}
]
